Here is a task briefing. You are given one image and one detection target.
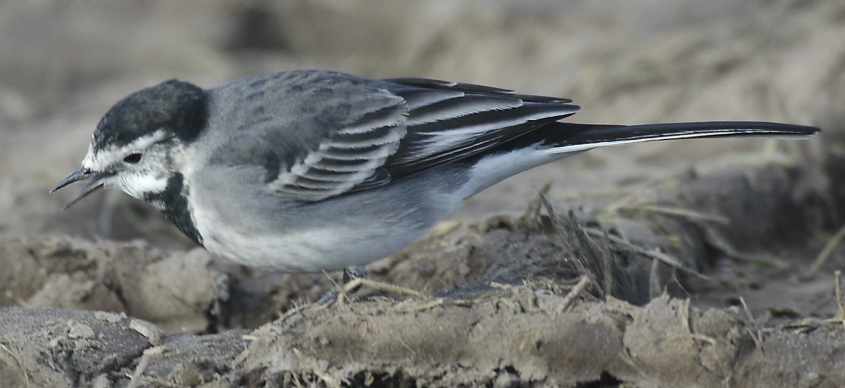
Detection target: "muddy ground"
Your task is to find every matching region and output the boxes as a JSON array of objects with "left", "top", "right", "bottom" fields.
[{"left": 2, "top": 1, "right": 845, "bottom": 387}]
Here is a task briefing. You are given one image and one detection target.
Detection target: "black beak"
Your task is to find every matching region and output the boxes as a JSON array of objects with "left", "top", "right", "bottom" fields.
[
  {"left": 51, "top": 168, "right": 92, "bottom": 193},
  {"left": 50, "top": 168, "right": 107, "bottom": 209}
]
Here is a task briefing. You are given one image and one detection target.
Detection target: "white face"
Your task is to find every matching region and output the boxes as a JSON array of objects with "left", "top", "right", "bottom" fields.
[{"left": 81, "top": 129, "right": 176, "bottom": 205}]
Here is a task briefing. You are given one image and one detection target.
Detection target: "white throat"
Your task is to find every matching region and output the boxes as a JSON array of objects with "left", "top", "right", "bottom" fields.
[{"left": 119, "top": 172, "right": 170, "bottom": 205}]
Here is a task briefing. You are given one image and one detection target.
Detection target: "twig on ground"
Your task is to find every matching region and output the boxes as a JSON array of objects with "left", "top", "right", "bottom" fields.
[
  {"left": 521, "top": 182, "right": 553, "bottom": 224},
  {"left": 321, "top": 270, "right": 341, "bottom": 291},
  {"left": 343, "top": 278, "right": 426, "bottom": 300},
  {"left": 834, "top": 270, "right": 845, "bottom": 329},
  {"left": 648, "top": 258, "right": 663, "bottom": 300},
  {"left": 674, "top": 299, "right": 718, "bottom": 346},
  {"left": 808, "top": 226, "right": 845, "bottom": 275},
  {"left": 681, "top": 298, "right": 692, "bottom": 333},
  {"left": 538, "top": 192, "right": 558, "bottom": 222},
  {"left": 601, "top": 176, "right": 671, "bottom": 216},
  {"left": 559, "top": 276, "right": 590, "bottom": 313},
  {"left": 490, "top": 282, "right": 516, "bottom": 292},
  {"left": 739, "top": 297, "right": 764, "bottom": 352},
  {"left": 667, "top": 334, "right": 717, "bottom": 346},
  {"left": 320, "top": 270, "right": 346, "bottom": 305},
  {"left": 583, "top": 227, "right": 711, "bottom": 280},
  {"left": 127, "top": 346, "right": 165, "bottom": 388},
  {"left": 703, "top": 228, "right": 789, "bottom": 269},
  {"left": 617, "top": 204, "right": 731, "bottom": 225},
  {"left": 0, "top": 341, "right": 29, "bottom": 388},
  {"left": 396, "top": 298, "right": 446, "bottom": 313}
]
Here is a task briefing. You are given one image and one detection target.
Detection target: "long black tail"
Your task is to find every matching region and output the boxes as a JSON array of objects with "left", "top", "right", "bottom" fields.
[{"left": 531, "top": 121, "right": 818, "bottom": 153}]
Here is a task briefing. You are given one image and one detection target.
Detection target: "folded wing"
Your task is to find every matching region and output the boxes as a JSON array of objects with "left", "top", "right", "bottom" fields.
[{"left": 255, "top": 72, "right": 578, "bottom": 202}]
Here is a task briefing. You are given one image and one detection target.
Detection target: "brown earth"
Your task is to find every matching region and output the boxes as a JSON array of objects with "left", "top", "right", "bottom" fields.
[{"left": 1, "top": 1, "right": 844, "bottom": 387}]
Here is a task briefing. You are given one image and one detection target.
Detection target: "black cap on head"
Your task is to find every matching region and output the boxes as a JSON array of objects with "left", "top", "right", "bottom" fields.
[{"left": 93, "top": 80, "right": 208, "bottom": 149}]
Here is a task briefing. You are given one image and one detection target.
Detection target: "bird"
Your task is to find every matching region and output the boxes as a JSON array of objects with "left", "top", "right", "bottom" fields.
[{"left": 51, "top": 69, "right": 818, "bottom": 275}]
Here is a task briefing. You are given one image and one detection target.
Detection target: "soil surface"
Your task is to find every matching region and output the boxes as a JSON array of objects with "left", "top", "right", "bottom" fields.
[{"left": 2, "top": 1, "right": 845, "bottom": 387}]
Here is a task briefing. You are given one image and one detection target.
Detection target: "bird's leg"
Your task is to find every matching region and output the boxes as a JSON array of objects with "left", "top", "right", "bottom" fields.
[
  {"left": 333, "top": 266, "right": 368, "bottom": 305},
  {"left": 342, "top": 265, "right": 369, "bottom": 283},
  {"left": 317, "top": 267, "right": 363, "bottom": 305}
]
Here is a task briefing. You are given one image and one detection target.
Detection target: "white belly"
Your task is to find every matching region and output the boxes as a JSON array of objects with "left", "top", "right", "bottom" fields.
[
  {"left": 186, "top": 164, "right": 461, "bottom": 272},
  {"left": 190, "top": 193, "right": 436, "bottom": 272},
  {"left": 198, "top": 222, "right": 426, "bottom": 272}
]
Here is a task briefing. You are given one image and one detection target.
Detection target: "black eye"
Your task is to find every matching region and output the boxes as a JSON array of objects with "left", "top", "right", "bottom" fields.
[{"left": 123, "top": 153, "right": 142, "bottom": 164}]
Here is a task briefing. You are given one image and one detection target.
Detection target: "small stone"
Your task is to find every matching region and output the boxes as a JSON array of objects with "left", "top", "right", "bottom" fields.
[
  {"left": 130, "top": 319, "right": 162, "bottom": 346},
  {"left": 67, "top": 321, "right": 95, "bottom": 339}
]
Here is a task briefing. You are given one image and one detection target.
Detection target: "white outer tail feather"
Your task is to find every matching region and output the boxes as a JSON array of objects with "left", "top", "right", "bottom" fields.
[{"left": 544, "top": 130, "right": 803, "bottom": 154}]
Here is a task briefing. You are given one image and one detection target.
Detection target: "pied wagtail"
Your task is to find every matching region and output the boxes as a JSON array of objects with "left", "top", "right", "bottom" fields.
[{"left": 51, "top": 70, "right": 818, "bottom": 273}]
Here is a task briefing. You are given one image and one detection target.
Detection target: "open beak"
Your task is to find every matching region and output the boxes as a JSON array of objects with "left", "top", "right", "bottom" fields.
[{"left": 50, "top": 168, "right": 107, "bottom": 209}]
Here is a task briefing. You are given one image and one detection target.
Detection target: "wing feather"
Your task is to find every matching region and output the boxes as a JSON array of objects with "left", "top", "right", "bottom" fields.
[
  {"left": 405, "top": 96, "right": 525, "bottom": 126},
  {"left": 395, "top": 88, "right": 464, "bottom": 110},
  {"left": 242, "top": 71, "right": 580, "bottom": 203},
  {"left": 325, "top": 125, "right": 405, "bottom": 148},
  {"left": 386, "top": 79, "right": 579, "bottom": 172},
  {"left": 267, "top": 93, "right": 407, "bottom": 201}
]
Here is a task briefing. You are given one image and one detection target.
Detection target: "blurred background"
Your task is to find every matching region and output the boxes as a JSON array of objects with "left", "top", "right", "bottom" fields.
[{"left": 1, "top": 0, "right": 842, "bottom": 248}]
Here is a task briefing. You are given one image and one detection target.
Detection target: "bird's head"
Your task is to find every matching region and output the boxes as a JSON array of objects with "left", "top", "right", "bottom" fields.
[{"left": 52, "top": 80, "right": 207, "bottom": 208}]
